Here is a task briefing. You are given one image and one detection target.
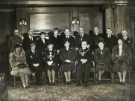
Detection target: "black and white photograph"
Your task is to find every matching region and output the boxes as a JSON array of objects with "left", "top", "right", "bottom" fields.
[{"left": 0, "top": 0, "right": 135, "bottom": 101}]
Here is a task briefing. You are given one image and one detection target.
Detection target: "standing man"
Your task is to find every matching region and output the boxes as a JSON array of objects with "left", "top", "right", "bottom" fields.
[
  {"left": 22, "top": 30, "right": 35, "bottom": 52},
  {"left": 8, "top": 29, "right": 23, "bottom": 52},
  {"left": 104, "top": 28, "right": 117, "bottom": 53},
  {"left": 75, "top": 27, "right": 89, "bottom": 50},
  {"left": 60, "top": 28, "right": 75, "bottom": 48},
  {"left": 89, "top": 26, "right": 104, "bottom": 51}
]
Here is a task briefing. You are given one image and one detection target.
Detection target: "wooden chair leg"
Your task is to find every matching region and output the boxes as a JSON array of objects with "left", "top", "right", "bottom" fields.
[
  {"left": 111, "top": 72, "right": 114, "bottom": 83},
  {"left": 94, "top": 71, "right": 96, "bottom": 82},
  {"left": 128, "top": 71, "right": 131, "bottom": 81},
  {"left": 13, "top": 76, "right": 16, "bottom": 87}
]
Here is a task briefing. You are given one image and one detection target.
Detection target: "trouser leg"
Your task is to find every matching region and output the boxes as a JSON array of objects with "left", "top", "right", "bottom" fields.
[{"left": 84, "top": 65, "right": 89, "bottom": 84}]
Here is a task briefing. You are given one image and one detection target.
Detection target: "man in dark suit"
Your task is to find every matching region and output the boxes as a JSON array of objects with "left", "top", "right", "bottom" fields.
[
  {"left": 8, "top": 29, "right": 23, "bottom": 52},
  {"left": 104, "top": 28, "right": 117, "bottom": 53},
  {"left": 50, "top": 28, "right": 61, "bottom": 52},
  {"left": 77, "top": 41, "right": 94, "bottom": 86},
  {"left": 60, "top": 28, "right": 75, "bottom": 48},
  {"left": 75, "top": 27, "right": 89, "bottom": 50},
  {"left": 89, "top": 26, "right": 104, "bottom": 51},
  {"left": 22, "top": 30, "right": 35, "bottom": 52}
]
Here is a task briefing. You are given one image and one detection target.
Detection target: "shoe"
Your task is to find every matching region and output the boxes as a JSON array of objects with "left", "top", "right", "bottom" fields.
[
  {"left": 97, "top": 80, "right": 102, "bottom": 84},
  {"left": 84, "top": 83, "right": 88, "bottom": 87},
  {"left": 76, "top": 83, "right": 81, "bottom": 86},
  {"left": 65, "top": 81, "right": 70, "bottom": 85},
  {"left": 52, "top": 82, "right": 55, "bottom": 86},
  {"left": 48, "top": 82, "right": 52, "bottom": 86},
  {"left": 122, "top": 81, "right": 126, "bottom": 85}
]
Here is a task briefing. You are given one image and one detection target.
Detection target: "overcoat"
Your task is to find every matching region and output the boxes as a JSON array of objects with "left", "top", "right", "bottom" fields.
[
  {"left": 77, "top": 48, "right": 94, "bottom": 82},
  {"left": 94, "top": 47, "right": 111, "bottom": 71},
  {"left": 60, "top": 48, "right": 77, "bottom": 72},
  {"left": 112, "top": 44, "right": 131, "bottom": 72}
]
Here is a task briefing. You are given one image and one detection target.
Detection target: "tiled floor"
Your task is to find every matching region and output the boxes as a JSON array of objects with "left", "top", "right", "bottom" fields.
[{"left": 7, "top": 83, "right": 135, "bottom": 101}]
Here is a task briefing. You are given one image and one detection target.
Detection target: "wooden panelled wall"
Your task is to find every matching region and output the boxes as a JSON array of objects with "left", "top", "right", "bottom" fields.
[
  {"left": 105, "top": 5, "right": 129, "bottom": 35},
  {"left": 0, "top": 4, "right": 129, "bottom": 43},
  {"left": 16, "top": 5, "right": 129, "bottom": 35},
  {"left": 16, "top": 7, "right": 104, "bottom": 33},
  {"left": 0, "top": 9, "right": 15, "bottom": 45}
]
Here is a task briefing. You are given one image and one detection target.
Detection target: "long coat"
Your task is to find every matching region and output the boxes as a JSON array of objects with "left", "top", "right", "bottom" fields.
[
  {"left": 77, "top": 48, "right": 94, "bottom": 82},
  {"left": 112, "top": 45, "right": 131, "bottom": 72},
  {"left": 26, "top": 49, "right": 42, "bottom": 72},
  {"left": 60, "top": 48, "right": 77, "bottom": 72},
  {"left": 94, "top": 47, "right": 111, "bottom": 71}
]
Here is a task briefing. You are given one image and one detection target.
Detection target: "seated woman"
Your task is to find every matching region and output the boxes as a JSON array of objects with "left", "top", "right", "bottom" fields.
[
  {"left": 60, "top": 41, "right": 77, "bottom": 84},
  {"left": 9, "top": 45, "right": 31, "bottom": 88},
  {"left": 45, "top": 44, "right": 58, "bottom": 85},
  {"left": 26, "top": 43, "right": 42, "bottom": 85},
  {"left": 112, "top": 38, "right": 130, "bottom": 84},
  {"left": 94, "top": 41, "right": 111, "bottom": 82},
  {"left": 77, "top": 41, "right": 94, "bottom": 86}
]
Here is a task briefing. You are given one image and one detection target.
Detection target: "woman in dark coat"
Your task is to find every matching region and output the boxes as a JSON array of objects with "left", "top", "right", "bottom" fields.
[
  {"left": 94, "top": 41, "right": 111, "bottom": 81},
  {"left": 77, "top": 41, "right": 94, "bottom": 86},
  {"left": 112, "top": 38, "right": 130, "bottom": 84},
  {"left": 45, "top": 44, "right": 58, "bottom": 85},
  {"left": 60, "top": 41, "right": 77, "bottom": 84},
  {"left": 49, "top": 28, "right": 61, "bottom": 66},
  {"left": 121, "top": 30, "right": 133, "bottom": 68},
  {"left": 26, "top": 43, "right": 42, "bottom": 85}
]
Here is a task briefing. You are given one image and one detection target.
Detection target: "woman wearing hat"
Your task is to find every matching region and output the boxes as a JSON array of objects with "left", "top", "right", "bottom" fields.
[
  {"left": 112, "top": 38, "right": 131, "bottom": 84},
  {"left": 60, "top": 41, "right": 77, "bottom": 84},
  {"left": 9, "top": 45, "right": 31, "bottom": 88},
  {"left": 94, "top": 41, "right": 111, "bottom": 82},
  {"left": 44, "top": 44, "right": 58, "bottom": 85}
]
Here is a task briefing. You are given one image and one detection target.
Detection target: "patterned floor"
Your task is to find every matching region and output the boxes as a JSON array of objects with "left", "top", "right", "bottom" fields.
[{"left": 7, "top": 83, "right": 135, "bottom": 101}]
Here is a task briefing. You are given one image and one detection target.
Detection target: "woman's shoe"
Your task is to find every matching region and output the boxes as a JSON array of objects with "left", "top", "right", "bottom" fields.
[{"left": 52, "top": 82, "right": 55, "bottom": 86}]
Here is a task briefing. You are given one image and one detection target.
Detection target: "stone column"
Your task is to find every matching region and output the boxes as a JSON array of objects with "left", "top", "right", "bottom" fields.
[
  {"left": 114, "top": 5, "right": 129, "bottom": 35},
  {"left": 105, "top": 6, "right": 115, "bottom": 33}
]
